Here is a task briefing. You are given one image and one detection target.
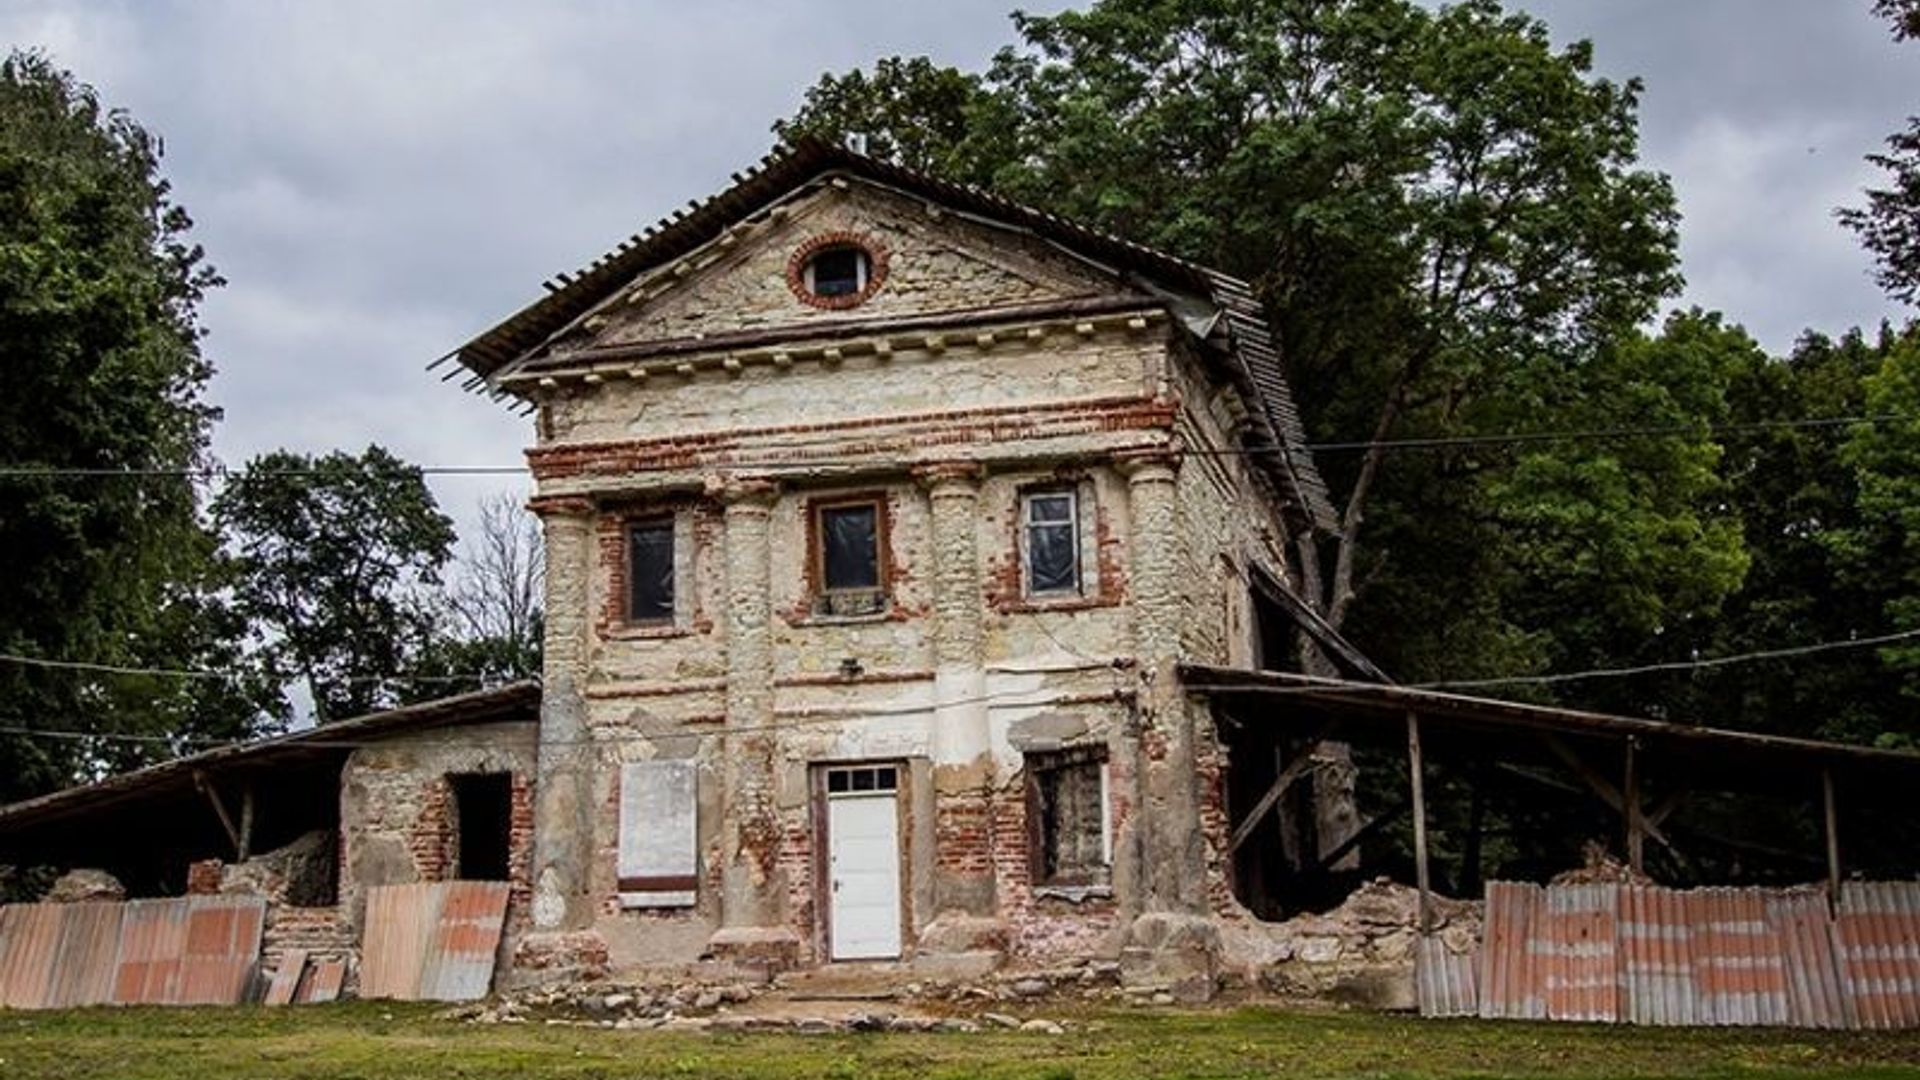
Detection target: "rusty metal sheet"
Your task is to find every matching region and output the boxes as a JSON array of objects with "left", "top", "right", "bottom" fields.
[
  {"left": 418, "top": 881, "right": 510, "bottom": 1002},
  {"left": 264, "top": 949, "right": 308, "bottom": 1007},
  {"left": 113, "top": 898, "right": 187, "bottom": 1005},
  {"left": 1622, "top": 884, "right": 1695, "bottom": 1026},
  {"left": 47, "top": 902, "right": 125, "bottom": 1008},
  {"left": 299, "top": 958, "right": 345, "bottom": 1003},
  {"left": 1838, "top": 882, "right": 1920, "bottom": 1029},
  {"left": 1541, "top": 883, "right": 1619, "bottom": 1022},
  {"left": 361, "top": 881, "right": 511, "bottom": 1002},
  {"left": 177, "top": 896, "right": 265, "bottom": 1005},
  {"left": 0, "top": 904, "right": 63, "bottom": 1009},
  {"left": 1479, "top": 881, "right": 1545, "bottom": 1020},
  {"left": 1767, "top": 890, "right": 1848, "bottom": 1030},
  {"left": 1693, "top": 888, "right": 1789, "bottom": 1026},
  {"left": 1415, "top": 934, "right": 1478, "bottom": 1017}
]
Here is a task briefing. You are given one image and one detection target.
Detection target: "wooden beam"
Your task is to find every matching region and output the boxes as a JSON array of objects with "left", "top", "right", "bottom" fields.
[
  {"left": 1227, "top": 719, "right": 1340, "bottom": 855},
  {"left": 1823, "top": 767, "right": 1842, "bottom": 903},
  {"left": 1646, "top": 787, "right": 1689, "bottom": 829},
  {"left": 1624, "top": 736, "right": 1643, "bottom": 873},
  {"left": 192, "top": 770, "right": 242, "bottom": 859},
  {"left": 1408, "top": 711, "right": 1432, "bottom": 934},
  {"left": 1540, "top": 734, "right": 1676, "bottom": 851},
  {"left": 1315, "top": 798, "right": 1409, "bottom": 871}
]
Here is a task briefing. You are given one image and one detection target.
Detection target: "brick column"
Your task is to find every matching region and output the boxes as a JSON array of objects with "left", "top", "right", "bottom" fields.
[
  {"left": 710, "top": 479, "right": 797, "bottom": 965},
  {"left": 916, "top": 463, "right": 997, "bottom": 923},
  {"left": 528, "top": 496, "right": 595, "bottom": 931}
]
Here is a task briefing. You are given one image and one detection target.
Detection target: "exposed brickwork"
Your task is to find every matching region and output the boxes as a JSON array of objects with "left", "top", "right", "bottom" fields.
[
  {"left": 186, "top": 859, "right": 222, "bottom": 895},
  {"left": 784, "top": 230, "right": 891, "bottom": 310}
]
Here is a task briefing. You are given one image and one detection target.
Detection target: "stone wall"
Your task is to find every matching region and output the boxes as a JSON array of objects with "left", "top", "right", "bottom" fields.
[{"left": 338, "top": 720, "right": 539, "bottom": 934}]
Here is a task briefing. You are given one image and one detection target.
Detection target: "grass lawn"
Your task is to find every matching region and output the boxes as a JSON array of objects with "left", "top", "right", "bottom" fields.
[{"left": 3, "top": 1001, "right": 1919, "bottom": 1079}]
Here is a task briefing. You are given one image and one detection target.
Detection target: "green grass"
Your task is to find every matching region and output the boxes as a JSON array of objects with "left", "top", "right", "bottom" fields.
[{"left": 2, "top": 1001, "right": 1919, "bottom": 1079}]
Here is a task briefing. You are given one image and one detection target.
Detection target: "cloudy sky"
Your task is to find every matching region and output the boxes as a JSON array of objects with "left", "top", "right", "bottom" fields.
[{"left": 1, "top": 1, "right": 1913, "bottom": 539}]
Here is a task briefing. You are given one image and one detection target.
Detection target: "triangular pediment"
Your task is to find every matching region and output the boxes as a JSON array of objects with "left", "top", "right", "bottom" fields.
[{"left": 552, "top": 179, "right": 1140, "bottom": 355}]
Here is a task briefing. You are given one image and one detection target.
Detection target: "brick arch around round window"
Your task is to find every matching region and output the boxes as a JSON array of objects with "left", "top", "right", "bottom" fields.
[{"left": 785, "top": 231, "right": 891, "bottom": 310}]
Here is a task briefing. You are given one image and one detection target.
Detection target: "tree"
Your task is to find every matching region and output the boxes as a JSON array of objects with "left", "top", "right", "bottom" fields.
[
  {"left": 1840, "top": 0, "right": 1920, "bottom": 304},
  {"left": 212, "top": 446, "right": 456, "bottom": 721},
  {"left": 775, "top": 0, "right": 1733, "bottom": 691},
  {"left": 401, "top": 492, "right": 543, "bottom": 702},
  {"left": 0, "top": 52, "right": 271, "bottom": 803}
]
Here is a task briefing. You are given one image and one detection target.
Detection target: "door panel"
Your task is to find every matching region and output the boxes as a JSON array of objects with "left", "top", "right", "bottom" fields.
[{"left": 827, "top": 790, "right": 902, "bottom": 960}]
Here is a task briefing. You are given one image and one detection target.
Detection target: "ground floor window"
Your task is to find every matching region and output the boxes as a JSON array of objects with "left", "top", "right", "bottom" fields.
[{"left": 1026, "top": 747, "right": 1110, "bottom": 888}]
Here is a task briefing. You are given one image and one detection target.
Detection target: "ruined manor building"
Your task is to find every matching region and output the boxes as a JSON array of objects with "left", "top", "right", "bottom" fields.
[{"left": 449, "top": 141, "right": 1334, "bottom": 986}]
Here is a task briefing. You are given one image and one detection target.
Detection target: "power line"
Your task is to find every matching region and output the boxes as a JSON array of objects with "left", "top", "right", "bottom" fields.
[
  {"left": 0, "top": 651, "right": 504, "bottom": 686},
  {"left": 1, "top": 626, "right": 1914, "bottom": 753},
  {"left": 0, "top": 412, "right": 1909, "bottom": 480}
]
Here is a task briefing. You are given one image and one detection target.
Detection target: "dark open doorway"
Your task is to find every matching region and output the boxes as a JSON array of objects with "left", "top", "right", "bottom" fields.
[{"left": 450, "top": 773, "right": 513, "bottom": 881}]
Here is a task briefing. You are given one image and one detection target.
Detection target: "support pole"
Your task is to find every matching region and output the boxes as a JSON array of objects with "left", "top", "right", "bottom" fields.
[
  {"left": 238, "top": 785, "right": 256, "bottom": 862},
  {"left": 1624, "top": 737, "right": 1642, "bottom": 874},
  {"left": 1407, "top": 711, "right": 1432, "bottom": 934},
  {"left": 1822, "top": 767, "right": 1842, "bottom": 903},
  {"left": 193, "top": 771, "right": 242, "bottom": 859}
]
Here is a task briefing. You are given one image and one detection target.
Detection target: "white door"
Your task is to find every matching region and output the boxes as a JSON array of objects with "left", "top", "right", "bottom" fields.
[{"left": 825, "top": 765, "right": 902, "bottom": 960}]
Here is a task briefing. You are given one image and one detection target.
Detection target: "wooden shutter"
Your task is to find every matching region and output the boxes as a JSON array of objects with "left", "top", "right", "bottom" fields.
[{"left": 617, "top": 761, "right": 698, "bottom": 908}]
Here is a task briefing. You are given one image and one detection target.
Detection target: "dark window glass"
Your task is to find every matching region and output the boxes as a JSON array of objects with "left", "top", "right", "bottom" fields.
[
  {"left": 1024, "top": 492, "right": 1079, "bottom": 595},
  {"left": 628, "top": 520, "right": 675, "bottom": 623},
  {"left": 820, "top": 503, "right": 880, "bottom": 591},
  {"left": 807, "top": 248, "right": 864, "bottom": 297},
  {"left": 1032, "top": 752, "right": 1107, "bottom": 885}
]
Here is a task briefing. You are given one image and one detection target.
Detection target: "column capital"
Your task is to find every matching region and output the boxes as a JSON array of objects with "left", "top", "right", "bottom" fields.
[
  {"left": 1114, "top": 447, "right": 1180, "bottom": 482},
  {"left": 912, "top": 460, "right": 985, "bottom": 493},
  {"left": 527, "top": 494, "right": 596, "bottom": 519},
  {"left": 708, "top": 474, "right": 780, "bottom": 511}
]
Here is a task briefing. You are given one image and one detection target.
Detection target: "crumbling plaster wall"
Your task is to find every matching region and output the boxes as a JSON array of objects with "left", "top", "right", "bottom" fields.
[
  {"left": 520, "top": 191, "right": 1303, "bottom": 979},
  {"left": 338, "top": 721, "right": 538, "bottom": 934}
]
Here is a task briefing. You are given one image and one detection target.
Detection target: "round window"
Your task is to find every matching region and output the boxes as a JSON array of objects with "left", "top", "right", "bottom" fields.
[{"left": 787, "top": 233, "right": 888, "bottom": 309}]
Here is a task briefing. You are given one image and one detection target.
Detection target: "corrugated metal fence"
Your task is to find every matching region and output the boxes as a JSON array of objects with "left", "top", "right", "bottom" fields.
[
  {"left": 358, "top": 881, "right": 510, "bottom": 1002},
  {"left": 1420, "top": 880, "right": 1920, "bottom": 1029},
  {"left": 0, "top": 896, "right": 265, "bottom": 1009}
]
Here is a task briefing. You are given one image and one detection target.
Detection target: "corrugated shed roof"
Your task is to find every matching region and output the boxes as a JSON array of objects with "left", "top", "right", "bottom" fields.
[
  {"left": 443, "top": 138, "right": 1335, "bottom": 530},
  {"left": 0, "top": 682, "right": 540, "bottom": 839}
]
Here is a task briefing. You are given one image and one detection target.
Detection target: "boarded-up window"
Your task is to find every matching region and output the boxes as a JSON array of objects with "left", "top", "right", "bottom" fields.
[
  {"left": 617, "top": 760, "right": 697, "bottom": 908},
  {"left": 1027, "top": 747, "right": 1110, "bottom": 887},
  {"left": 627, "top": 519, "right": 675, "bottom": 624}
]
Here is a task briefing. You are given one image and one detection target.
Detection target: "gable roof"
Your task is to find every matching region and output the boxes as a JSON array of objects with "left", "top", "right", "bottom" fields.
[{"left": 443, "top": 138, "right": 1334, "bottom": 530}]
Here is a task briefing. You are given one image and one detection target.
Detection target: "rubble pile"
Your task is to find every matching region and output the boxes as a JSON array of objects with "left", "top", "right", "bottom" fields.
[
  {"left": 1550, "top": 840, "right": 1654, "bottom": 886},
  {"left": 42, "top": 868, "right": 125, "bottom": 903},
  {"left": 1231, "top": 878, "right": 1481, "bottom": 1008}
]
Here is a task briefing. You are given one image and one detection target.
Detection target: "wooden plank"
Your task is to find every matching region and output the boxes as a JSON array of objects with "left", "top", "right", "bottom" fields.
[
  {"left": 1823, "top": 768, "right": 1842, "bottom": 903},
  {"left": 1625, "top": 737, "right": 1644, "bottom": 873}
]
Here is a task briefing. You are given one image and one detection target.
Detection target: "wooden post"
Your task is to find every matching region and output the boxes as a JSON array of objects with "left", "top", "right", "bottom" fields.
[
  {"left": 1624, "top": 737, "right": 1643, "bottom": 874},
  {"left": 193, "top": 770, "right": 242, "bottom": 859},
  {"left": 1822, "top": 767, "right": 1842, "bottom": 903},
  {"left": 1407, "top": 711, "right": 1432, "bottom": 934},
  {"left": 238, "top": 784, "right": 256, "bottom": 862}
]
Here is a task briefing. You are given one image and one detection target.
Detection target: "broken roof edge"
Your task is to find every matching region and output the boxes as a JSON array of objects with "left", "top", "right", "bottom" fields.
[
  {"left": 443, "top": 137, "right": 1335, "bottom": 531},
  {"left": 0, "top": 682, "right": 541, "bottom": 836},
  {"left": 1179, "top": 664, "right": 1920, "bottom": 776}
]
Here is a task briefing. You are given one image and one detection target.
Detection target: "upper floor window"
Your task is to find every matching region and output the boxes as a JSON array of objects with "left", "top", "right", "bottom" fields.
[
  {"left": 813, "top": 498, "right": 886, "bottom": 617},
  {"left": 786, "top": 232, "right": 889, "bottom": 310},
  {"left": 627, "top": 518, "right": 675, "bottom": 624},
  {"left": 1022, "top": 490, "right": 1081, "bottom": 597},
  {"left": 803, "top": 246, "right": 870, "bottom": 299}
]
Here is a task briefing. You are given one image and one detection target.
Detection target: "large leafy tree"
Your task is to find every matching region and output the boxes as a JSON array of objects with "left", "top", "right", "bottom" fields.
[
  {"left": 213, "top": 446, "right": 457, "bottom": 721},
  {"left": 1840, "top": 0, "right": 1920, "bottom": 304},
  {"left": 777, "top": 0, "right": 1736, "bottom": 690},
  {"left": 0, "top": 52, "right": 272, "bottom": 803}
]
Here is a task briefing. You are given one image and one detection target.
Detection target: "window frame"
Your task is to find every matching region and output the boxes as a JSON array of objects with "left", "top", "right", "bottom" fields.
[
  {"left": 809, "top": 494, "right": 889, "bottom": 616},
  {"left": 1024, "top": 746, "right": 1112, "bottom": 890},
  {"left": 625, "top": 516, "right": 677, "bottom": 627},
  {"left": 802, "top": 246, "right": 871, "bottom": 298},
  {"left": 1019, "top": 488, "right": 1083, "bottom": 599}
]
